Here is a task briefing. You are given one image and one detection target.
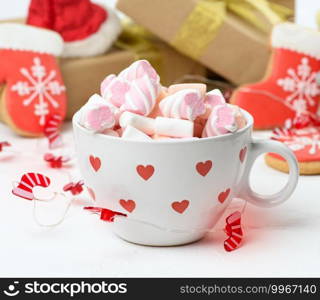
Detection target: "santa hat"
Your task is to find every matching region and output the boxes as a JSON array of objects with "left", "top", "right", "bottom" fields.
[{"left": 26, "top": 0, "right": 122, "bottom": 58}]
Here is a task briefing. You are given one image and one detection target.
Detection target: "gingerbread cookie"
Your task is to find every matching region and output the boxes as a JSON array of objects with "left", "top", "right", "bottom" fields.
[
  {"left": 265, "top": 125, "right": 320, "bottom": 175},
  {"left": 0, "top": 23, "right": 66, "bottom": 137},
  {"left": 231, "top": 22, "right": 320, "bottom": 129}
]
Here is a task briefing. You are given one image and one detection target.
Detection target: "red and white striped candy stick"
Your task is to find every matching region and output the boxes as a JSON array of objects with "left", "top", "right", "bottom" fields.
[
  {"left": 12, "top": 173, "right": 51, "bottom": 200},
  {"left": 44, "top": 114, "right": 63, "bottom": 149}
]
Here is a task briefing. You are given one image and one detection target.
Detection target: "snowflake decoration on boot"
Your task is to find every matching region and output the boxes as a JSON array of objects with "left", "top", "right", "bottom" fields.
[
  {"left": 277, "top": 57, "right": 320, "bottom": 115},
  {"left": 11, "top": 57, "right": 65, "bottom": 126}
]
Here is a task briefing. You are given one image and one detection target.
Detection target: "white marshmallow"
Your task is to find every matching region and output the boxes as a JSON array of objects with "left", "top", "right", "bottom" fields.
[
  {"left": 122, "top": 125, "right": 153, "bottom": 141},
  {"left": 119, "top": 111, "right": 155, "bottom": 135},
  {"left": 101, "top": 129, "right": 119, "bottom": 137},
  {"left": 155, "top": 117, "right": 194, "bottom": 138}
]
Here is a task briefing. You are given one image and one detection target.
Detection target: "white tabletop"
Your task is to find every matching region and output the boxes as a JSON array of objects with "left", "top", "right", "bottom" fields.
[{"left": 0, "top": 122, "right": 319, "bottom": 278}]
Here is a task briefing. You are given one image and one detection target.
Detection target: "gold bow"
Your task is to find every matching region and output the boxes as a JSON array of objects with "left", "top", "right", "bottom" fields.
[
  {"left": 171, "top": 0, "right": 293, "bottom": 59},
  {"left": 226, "top": 0, "right": 291, "bottom": 33},
  {"left": 115, "top": 21, "right": 163, "bottom": 76}
]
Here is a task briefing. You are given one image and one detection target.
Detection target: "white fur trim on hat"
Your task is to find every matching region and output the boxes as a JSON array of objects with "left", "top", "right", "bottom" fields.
[
  {"left": 62, "top": 6, "right": 122, "bottom": 58},
  {"left": 272, "top": 22, "right": 320, "bottom": 59},
  {"left": 0, "top": 23, "right": 63, "bottom": 56}
]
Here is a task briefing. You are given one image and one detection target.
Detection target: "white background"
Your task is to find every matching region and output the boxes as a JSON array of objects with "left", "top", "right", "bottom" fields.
[{"left": 0, "top": 0, "right": 320, "bottom": 278}]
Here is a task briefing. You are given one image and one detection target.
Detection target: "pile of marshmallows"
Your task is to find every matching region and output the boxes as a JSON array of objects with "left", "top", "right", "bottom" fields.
[{"left": 78, "top": 60, "right": 247, "bottom": 141}]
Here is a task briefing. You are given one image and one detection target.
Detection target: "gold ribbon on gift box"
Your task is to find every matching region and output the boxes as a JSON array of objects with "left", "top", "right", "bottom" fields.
[
  {"left": 170, "top": 0, "right": 293, "bottom": 59},
  {"left": 115, "top": 20, "right": 163, "bottom": 76}
]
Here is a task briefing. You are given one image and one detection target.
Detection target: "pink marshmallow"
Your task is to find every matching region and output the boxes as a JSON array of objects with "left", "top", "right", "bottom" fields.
[
  {"left": 168, "top": 83, "right": 206, "bottom": 97},
  {"left": 229, "top": 104, "right": 247, "bottom": 129},
  {"left": 202, "top": 104, "right": 238, "bottom": 137},
  {"left": 118, "top": 59, "right": 160, "bottom": 83},
  {"left": 100, "top": 74, "right": 130, "bottom": 108},
  {"left": 200, "top": 89, "right": 227, "bottom": 120},
  {"left": 121, "top": 75, "right": 160, "bottom": 116},
  {"left": 205, "top": 89, "right": 226, "bottom": 107},
  {"left": 159, "top": 89, "right": 205, "bottom": 121},
  {"left": 79, "top": 94, "right": 116, "bottom": 132}
]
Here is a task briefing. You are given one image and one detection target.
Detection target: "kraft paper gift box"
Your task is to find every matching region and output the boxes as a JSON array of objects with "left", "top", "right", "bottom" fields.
[{"left": 117, "top": 0, "right": 294, "bottom": 86}]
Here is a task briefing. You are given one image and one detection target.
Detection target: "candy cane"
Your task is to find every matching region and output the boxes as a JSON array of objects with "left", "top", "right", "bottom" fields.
[
  {"left": 43, "top": 114, "right": 63, "bottom": 149},
  {"left": 12, "top": 173, "right": 51, "bottom": 200}
]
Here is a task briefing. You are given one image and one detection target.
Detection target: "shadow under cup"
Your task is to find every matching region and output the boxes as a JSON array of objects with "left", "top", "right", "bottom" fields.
[{"left": 72, "top": 110, "right": 298, "bottom": 246}]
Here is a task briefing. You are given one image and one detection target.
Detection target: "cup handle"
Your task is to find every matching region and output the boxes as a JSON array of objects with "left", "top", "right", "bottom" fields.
[{"left": 238, "top": 138, "right": 299, "bottom": 207}]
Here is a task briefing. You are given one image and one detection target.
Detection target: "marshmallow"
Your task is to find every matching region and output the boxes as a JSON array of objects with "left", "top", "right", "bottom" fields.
[
  {"left": 229, "top": 104, "right": 247, "bottom": 129},
  {"left": 119, "top": 111, "right": 155, "bottom": 135},
  {"left": 155, "top": 117, "right": 193, "bottom": 138},
  {"left": 168, "top": 83, "right": 206, "bottom": 97},
  {"left": 79, "top": 94, "right": 116, "bottom": 132},
  {"left": 100, "top": 74, "right": 130, "bottom": 107},
  {"left": 200, "top": 89, "right": 227, "bottom": 119},
  {"left": 118, "top": 60, "right": 160, "bottom": 83},
  {"left": 101, "top": 129, "right": 119, "bottom": 137},
  {"left": 122, "top": 125, "right": 153, "bottom": 141},
  {"left": 152, "top": 134, "right": 172, "bottom": 140},
  {"left": 101, "top": 60, "right": 161, "bottom": 110},
  {"left": 148, "top": 89, "right": 169, "bottom": 118},
  {"left": 202, "top": 104, "right": 238, "bottom": 137},
  {"left": 205, "top": 89, "right": 226, "bottom": 107},
  {"left": 121, "top": 74, "right": 160, "bottom": 116},
  {"left": 159, "top": 89, "right": 205, "bottom": 121}
]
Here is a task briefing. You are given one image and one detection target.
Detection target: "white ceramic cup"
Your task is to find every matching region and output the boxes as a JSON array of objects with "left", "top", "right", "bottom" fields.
[{"left": 73, "top": 110, "right": 299, "bottom": 246}]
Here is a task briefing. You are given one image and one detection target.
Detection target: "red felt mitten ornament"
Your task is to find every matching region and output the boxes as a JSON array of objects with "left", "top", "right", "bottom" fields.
[
  {"left": 231, "top": 23, "right": 320, "bottom": 129},
  {"left": 224, "top": 211, "right": 243, "bottom": 252},
  {"left": 0, "top": 23, "right": 66, "bottom": 136},
  {"left": 27, "top": 0, "right": 121, "bottom": 57}
]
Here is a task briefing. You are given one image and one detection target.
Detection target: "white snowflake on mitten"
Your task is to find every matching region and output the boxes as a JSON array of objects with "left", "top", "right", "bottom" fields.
[
  {"left": 277, "top": 57, "right": 320, "bottom": 115},
  {"left": 11, "top": 57, "right": 65, "bottom": 126}
]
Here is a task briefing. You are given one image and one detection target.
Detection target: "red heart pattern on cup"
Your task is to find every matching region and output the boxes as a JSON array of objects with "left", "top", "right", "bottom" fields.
[
  {"left": 88, "top": 158, "right": 239, "bottom": 211},
  {"left": 239, "top": 146, "right": 247, "bottom": 163},
  {"left": 89, "top": 155, "right": 101, "bottom": 172},
  {"left": 119, "top": 199, "right": 136, "bottom": 213},
  {"left": 136, "top": 165, "right": 155, "bottom": 181},
  {"left": 196, "top": 160, "right": 212, "bottom": 176},
  {"left": 171, "top": 200, "right": 189, "bottom": 214},
  {"left": 218, "top": 188, "right": 231, "bottom": 204}
]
